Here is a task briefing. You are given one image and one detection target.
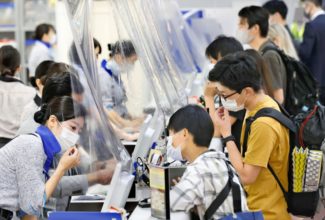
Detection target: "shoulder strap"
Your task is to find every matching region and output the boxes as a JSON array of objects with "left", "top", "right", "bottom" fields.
[
  {"left": 242, "top": 107, "right": 296, "bottom": 157},
  {"left": 204, "top": 161, "right": 242, "bottom": 220},
  {"left": 242, "top": 107, "right": 294, "bottom": 202},
  {"left": 268, "top": 164, "right": 288, "bottom": 201}
]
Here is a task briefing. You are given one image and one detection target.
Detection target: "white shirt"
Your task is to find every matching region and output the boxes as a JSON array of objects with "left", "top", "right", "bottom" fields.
[
  {"left": 28, "top": 41, "right": 54, "bottom": 77},
  {"left": 170, "top": 151, "right": 249, "bottom": 219},
  {"left": 311, "top": 9, "right": 325, "bottom": 21},
  {"left": 0, "top": 80, "right": 35, "bottom": 139}
]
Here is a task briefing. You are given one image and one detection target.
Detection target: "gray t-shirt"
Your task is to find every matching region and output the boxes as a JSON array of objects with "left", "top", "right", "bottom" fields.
[{"left": 259, "top": 40, "right": 287, "bottom": 96}]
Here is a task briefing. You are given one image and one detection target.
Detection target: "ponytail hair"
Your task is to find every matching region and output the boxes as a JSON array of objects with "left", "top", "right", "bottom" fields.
[
  {"left": 0, "top": 45, "right": 21, "bottom": 77},
  {"left": 34, "top": 96, "right": 87, "bottom": 125}
]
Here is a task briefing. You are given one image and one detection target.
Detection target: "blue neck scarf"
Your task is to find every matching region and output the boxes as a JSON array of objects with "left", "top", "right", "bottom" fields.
[
  {"left": 36, "top": 125, "right": 61, "bottom": 179},
  {"left": 37, "top": 40, "right": 51, "bottom": 49},
  {"left": 101, "top": 59, "right": 120, "bottom": 84}
]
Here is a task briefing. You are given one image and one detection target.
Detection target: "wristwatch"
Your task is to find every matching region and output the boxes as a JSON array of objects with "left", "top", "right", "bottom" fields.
[{"left": 222, "top": 135, "right": 236, "bottom": 145}]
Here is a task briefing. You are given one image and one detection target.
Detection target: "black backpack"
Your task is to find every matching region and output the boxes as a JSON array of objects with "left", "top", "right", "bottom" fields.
[
  {"left": 242, "top": 104, "right": 322, "bottom": 217},
  {"left": 262, "top": 46, "right": 319, "bottom": 115}
]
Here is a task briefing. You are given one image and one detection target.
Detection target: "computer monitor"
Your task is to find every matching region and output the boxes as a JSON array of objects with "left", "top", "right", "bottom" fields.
[
  {"left": 131, "top": 110, "right": 165, "bottom": 163},
  {"left": 101, "top": 162, "right": 135, "bottom": 212}
]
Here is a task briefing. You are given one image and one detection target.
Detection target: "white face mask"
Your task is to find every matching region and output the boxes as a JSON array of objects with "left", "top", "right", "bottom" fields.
[
  {"left": 120, "top": 62, "right": 134, "bottom": 73},
  {"left": 236, "top": 28, "right": 254, "bottom": 45},
  {"left": 166, "top": 136, "right": 183, "bottom": 161},
  {"left": 57, "top": 126, "right": 80, "bottom": 152},
  {"left": 49, "top": 35, "right": 57, "bottom": 45},
  {"left": 221, "top": 97, "right": 244, "bottom": 112}
]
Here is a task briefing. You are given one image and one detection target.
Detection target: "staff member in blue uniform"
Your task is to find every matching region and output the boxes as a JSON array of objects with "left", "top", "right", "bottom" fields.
[
  {"left": 28, "top": 23, "right": 57, "bottom": 77},
  {"left": 99, "top": 40, "right": 138, "bottom": 118},
  {"left": 0, "top": 96, "right": 84, "bottom": 219}
]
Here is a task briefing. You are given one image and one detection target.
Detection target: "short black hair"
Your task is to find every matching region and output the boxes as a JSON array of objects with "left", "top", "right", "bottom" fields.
[
  {"left": 205, "top": 35, "right": 243, "bottom": 60},
  {"left": 167, "top": 105, "right": 214, "bottom": 147},
  {"left": 94, "top": 38, "right": 102, "bottom": 54},
  {"left": 263, "top": 0, "right": 288, "bottom": 19},
  {"left": 34, "top": 23, "right": 56, "bottom": 40},
  {"left": 42, "top": 72, "right": 84, "bottom": 104},
  {"left": 208, "top": 52, "right": 262, "bottom": 93},
  {"left": 238, "top": 6, "right": 269, "bottom": 37},
  {"left": 30, "top": 60, "right": 55, "bottom": 87},
  {"left": 69, "top": 38, "right": 101, "bottom": 65},
  {"left": 304, "top": 0, "right": 323, "bottom": 7}
]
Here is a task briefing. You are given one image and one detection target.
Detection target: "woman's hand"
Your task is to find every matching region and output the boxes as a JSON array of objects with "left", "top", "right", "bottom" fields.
[{"left": 57, "top": 146, "right": 80, "bottom": 172}]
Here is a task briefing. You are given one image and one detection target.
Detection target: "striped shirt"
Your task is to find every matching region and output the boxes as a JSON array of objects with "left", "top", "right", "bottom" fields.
[{"left": 170, "top": 150, "right": 249, "bottom": 219}]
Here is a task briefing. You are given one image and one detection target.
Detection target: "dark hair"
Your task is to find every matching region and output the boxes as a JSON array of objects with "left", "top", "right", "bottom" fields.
[
  {"left": 244, "top": 49, "right": 274, "bottom": 96},
  {"left": 208, "top": 52, "right": 262, "bottom": 93},
  {"left": 167, "top": 105, "right": 214, "bottom": 147},
  {"left": 34, "top": 23, "right": 56, "bottom": 41},
  {"left": 69, "top": 38, "right": 101, "bottom": 65},
  {"left": 238, "top": 6, "right": 269, "bottom": 37},
  {"left": 42, "top": 72, "right": 84, "bottom": 104},
  {"left": 30, "top": 60, "right": 55, "bottom": 87},
  {"left": 94, "top": 38, "right": 102, "bottom": 55},
  {"left": 0, "top": 45, "right": 21, "bottom": 77},
  {"left": 34, "top": 96, "right": 87, "bottom": 125},
  {"left": 262, "top": 0, "right": 288, "bottom": 19},
  {"left": 304, "top": 0, "right": 323, "bottom": 7},
  {"left": 205, "top": 35, "right": 243, "bottom": 60},
  {"left": 108, "top": 40, "right": 136, "bottom": 58}
]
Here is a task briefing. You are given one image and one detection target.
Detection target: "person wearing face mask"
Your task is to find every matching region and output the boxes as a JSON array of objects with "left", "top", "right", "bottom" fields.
[
  {"left": 262, "top": 0, "right": 300, "bottom": 52},
  {"left": 28, "top": 23, "right": 57, "bottom": 78},
  {"left": 204, "top": 36, "right": 245, "bottom": 150},
  {"left": 167, "top": 105, "right": 249, "bottom": 219},
  {"left": 237, "top": 6, "right": 287, "bottom": 105},
  {"left": 69, "top": 39, "right": 141, "bottom": 141},
  {"left": 0, "top": 96, "right": 82, "bottom": 219},
  {"left": 211, "top": 52, "right": 291, "bottom": 220},
  {"left": 99, "top": 40, "right": 137, "bottom": 118},
  {"left": 299, "top": 0, "right": 325, "bottom": 105}
]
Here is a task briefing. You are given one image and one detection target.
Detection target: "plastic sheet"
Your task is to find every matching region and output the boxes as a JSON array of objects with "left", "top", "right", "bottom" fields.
[
  {"left": 61, "top": 0, "right": 134, "bottom": 210},
  {"left": 111, "top": 0, "right": 189, "bottom": 116}
]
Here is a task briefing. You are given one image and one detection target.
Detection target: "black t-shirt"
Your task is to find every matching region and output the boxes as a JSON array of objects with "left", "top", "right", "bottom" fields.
[{"left": 229, "top": 109, "right": 246, "bottom": 150}]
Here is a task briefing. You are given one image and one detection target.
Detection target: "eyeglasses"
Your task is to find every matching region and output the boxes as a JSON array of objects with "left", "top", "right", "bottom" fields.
[{"left": 219, "top": 91, "right": 238, "bottom": 101}]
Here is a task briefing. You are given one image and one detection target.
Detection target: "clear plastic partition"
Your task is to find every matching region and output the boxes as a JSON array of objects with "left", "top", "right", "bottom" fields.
[{"left": 62, "top": 0, "right": 134, "bottom": 210}]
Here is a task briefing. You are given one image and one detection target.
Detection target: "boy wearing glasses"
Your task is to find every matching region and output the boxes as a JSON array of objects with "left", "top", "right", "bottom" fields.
[{"left": 208, "top": 52, "right": 290, "bottom": 220}]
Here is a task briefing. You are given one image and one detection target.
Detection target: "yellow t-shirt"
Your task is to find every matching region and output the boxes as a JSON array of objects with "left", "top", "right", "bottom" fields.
[{"left": 241, "top": 95, "right": 290, "bottom": 220}]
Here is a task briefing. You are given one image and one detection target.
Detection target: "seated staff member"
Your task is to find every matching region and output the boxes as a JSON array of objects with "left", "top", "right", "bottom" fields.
[
  {"left": 99, "top": 40, "right": 137, "bottom": 118},
  {"left": 168, "top": 105, "right": 248, "bottom": 219},
  {"left": 69, "top": 41, "right": 142, "bottom": 139},
  {"left": 0, "top": 96, "right": 83, "bottom": 219},
  {"left": 0, "top": 45, "right": 36, "bottom": 148}
]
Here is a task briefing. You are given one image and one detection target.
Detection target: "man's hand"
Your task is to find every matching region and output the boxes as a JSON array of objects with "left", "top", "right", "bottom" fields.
[{"left": 213, "top": 107, "right": 232, "bottom": 137}]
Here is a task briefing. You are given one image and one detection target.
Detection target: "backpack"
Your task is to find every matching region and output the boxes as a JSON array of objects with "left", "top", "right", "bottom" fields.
[
  {"left": 242, "top": 104, "right": 324, "bottom": 217},
  {"left": 262, "top": 46, "right": 319, "bottom": 115}
]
